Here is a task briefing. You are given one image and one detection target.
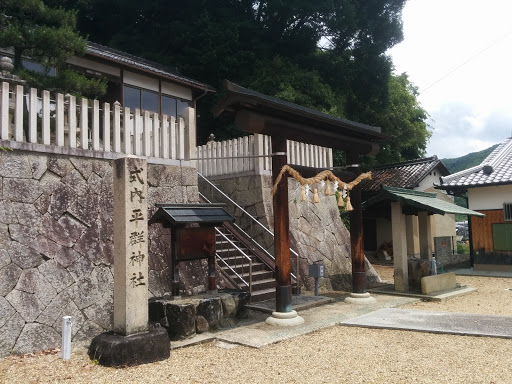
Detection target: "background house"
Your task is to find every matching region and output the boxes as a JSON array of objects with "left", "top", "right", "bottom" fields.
[
  {"left": 1, "top": 42, "right": 214, "bottom": 119},
  {"left": 362, "top": 156, "right": 456, "bottom": 258},
  {"left": 68, "top": 42, "right": 214, "bottom": 117},
  {"left": 438, "top": 137, "right": 512, "bottom": 271}
]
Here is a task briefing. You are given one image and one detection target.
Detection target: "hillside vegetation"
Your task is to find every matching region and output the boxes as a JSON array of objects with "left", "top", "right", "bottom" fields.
[
  {"left": 442, "top": 145, "right": 499, "bottom": 174},
  {"left": 441, "top": 144, "right": 499, "bottom": 215}
]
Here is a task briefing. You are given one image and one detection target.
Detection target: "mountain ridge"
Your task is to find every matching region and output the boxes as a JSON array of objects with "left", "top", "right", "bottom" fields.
[{"left": 441, "top": 144, "right": 499, "bottom": 174}]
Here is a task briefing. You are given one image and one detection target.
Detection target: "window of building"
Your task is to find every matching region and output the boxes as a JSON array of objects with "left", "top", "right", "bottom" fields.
[
  {"left": 123, "top": 85, "right": 190, "bottom": 117},
  {"left": 123, "top": 85, "right": 159, "bottom": 113},
  {"left": 141, "top": 89, "right": 159, "bottom": 113},
  {"left": 124, "top": 85, "right": 141, "bottom": 110},
  {"left": 505, "top": 203, "right": 512, "bottom": 221},
  {"left": 177, "top": 99, "right": 191, "bottom": 118},
  {"left": 162, "top": 95, "right": 177, "bottom": 117}
]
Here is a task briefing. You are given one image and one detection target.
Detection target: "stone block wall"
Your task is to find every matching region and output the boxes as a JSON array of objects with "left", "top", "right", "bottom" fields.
[
  {"left": 206, "top": 175, "right": 381, "bottom": 293},
  {"left": 0, "top": 150, "right": 201, "bottom": 357}
]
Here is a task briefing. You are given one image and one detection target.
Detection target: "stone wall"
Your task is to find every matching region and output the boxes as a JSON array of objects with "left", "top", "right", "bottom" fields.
[
  {"left": 0, "top": 150, "right": 202, "bottom": 357},
  {"left": 205, "top": 175, "right": 381, "bottom": 293}
]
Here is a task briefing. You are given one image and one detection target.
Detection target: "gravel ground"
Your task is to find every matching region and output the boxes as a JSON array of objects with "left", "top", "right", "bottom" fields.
[{"left": 1, "top": 266, "right": 512, "bottom": 384}]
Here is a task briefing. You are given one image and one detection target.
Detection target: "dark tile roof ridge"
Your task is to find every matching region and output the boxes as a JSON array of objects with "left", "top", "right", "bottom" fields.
[
  {"left": 441, "top": 136, "right": 512, "bottom": 185},
  {"left": 86, "top": 42, "right": 214, "bottom": 91},
  {"left": 222, "top": 80, "right": 384, "bottom": 135},
  {"left": 363, "top": 159, "right": 442, "bottom": 191},
  {"left": 373, "top": 155, "right": 439, "bottom": 170}
]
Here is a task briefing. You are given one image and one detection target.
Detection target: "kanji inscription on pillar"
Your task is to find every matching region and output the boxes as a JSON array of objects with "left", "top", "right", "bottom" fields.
[{"left": 113, "top": 156, "right": 149, "bottom": 335}]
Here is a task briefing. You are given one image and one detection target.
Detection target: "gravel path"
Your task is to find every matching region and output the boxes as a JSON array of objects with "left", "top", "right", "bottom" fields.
[{"left": 2, "top": 266, "right": 512, "bottom": 384}]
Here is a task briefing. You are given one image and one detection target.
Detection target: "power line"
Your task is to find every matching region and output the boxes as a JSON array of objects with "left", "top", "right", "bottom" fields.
[{"left": 421, "top": 30, "right": 512, "bottom": 93}]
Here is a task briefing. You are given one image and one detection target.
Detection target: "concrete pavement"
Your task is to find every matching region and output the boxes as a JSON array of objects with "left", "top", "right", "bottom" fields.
[
  {"left": 341, "top": 308, "right": 512, "bottom": 339},
  {"left": 172, "top": 285, "right": 512, "bottom": 350}
]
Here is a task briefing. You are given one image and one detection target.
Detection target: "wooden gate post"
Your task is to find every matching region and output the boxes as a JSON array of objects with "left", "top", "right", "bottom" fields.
[{"left": 272, "top": 135, "right": 292, "bottom": 312}]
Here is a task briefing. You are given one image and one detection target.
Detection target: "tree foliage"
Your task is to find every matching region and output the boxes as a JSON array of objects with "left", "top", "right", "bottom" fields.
[
  {"left": 0, "top": 0, "right": 106, "bottom": 98},
  {"left": 362, "top": 73, "right": 431, "bottom": 168},
  {"left": 38, "top": 0, "right": 430, "bottom": 165}
]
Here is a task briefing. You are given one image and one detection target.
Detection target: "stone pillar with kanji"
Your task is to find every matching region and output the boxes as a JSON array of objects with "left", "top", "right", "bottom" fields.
[
  {"left": 88, "top": 156, "right": 169, "bottom": 367},
  {"left": 113, "top": 156, "right": 149, "bottom": 335}
]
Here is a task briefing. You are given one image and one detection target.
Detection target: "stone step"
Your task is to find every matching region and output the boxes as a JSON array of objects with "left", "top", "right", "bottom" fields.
[
  {"left": 225, "top": 269, "right": 274, "bottom": 282},
  {"left": 249, "top": 278, "right": 276, "bottom": 291},
  {"left": 250, "top": 287, "right": 275, "bottom": 302},
  {"left": 217, "top": 253, "right": 257, "bottom": 266},
  {"left": 215, "top": 246, "right": 252, "bottom": 256},
  {"left": 221, "top": 261, "right": 268, "bottom": 273}
]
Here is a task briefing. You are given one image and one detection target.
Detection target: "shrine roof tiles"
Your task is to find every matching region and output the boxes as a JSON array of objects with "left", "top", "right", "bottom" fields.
[{"left": 362, "top": 156, "right": 449, "bottom": 192}]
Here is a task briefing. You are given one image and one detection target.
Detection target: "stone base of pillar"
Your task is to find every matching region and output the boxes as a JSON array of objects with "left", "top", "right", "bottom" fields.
[
  {"left": 265, "top": 310, "right": 305, "bottom": 326},
  {"left": 344, "top": 292, "right": 377, "bottom": 305},
  {"left": 88, "top": 327, "right": 170, "bottom": 367}
]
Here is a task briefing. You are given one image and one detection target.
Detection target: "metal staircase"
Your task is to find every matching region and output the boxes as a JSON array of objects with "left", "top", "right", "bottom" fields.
[
  {"left": 215, "top": 223, "right": 277, "bottom": 302},
  {"left": 198, "top": 173, "right": 299, "bottom": 302}
]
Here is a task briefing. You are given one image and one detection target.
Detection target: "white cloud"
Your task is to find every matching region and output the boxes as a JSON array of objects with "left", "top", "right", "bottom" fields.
[
  {"left": 426, "top": 103, "right": 512, "bottom": 158},
  {"left": 389, "top": 0, "right": 512, "bottom": 158}
]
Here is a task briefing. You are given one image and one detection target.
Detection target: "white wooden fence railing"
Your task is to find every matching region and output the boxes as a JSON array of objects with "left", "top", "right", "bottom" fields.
[
  {"left": 197, "top": 134, "right": 333, "bottom": 177},
  {"left": 0, "top": 82, "right": 196, "bottom": 162}
]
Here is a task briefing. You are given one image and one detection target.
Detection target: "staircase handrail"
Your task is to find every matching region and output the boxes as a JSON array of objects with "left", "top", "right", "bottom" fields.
[
  {"left": 215, "top": 227, "right": 252, "bottom": 293},
  {"left": 198, "top": 172, "right": 274, "bottom": 236},
  {"left": 198, "top": 172, "right": 299, "bottom": 283}
]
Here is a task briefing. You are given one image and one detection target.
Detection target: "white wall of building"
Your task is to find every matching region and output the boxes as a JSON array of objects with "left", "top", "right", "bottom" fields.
[
  {"left": 417, "top": 171, "right": 442, "bottom": 192},
  {"left": 468, "top": 184, "right": 512, "bottom": 211}
]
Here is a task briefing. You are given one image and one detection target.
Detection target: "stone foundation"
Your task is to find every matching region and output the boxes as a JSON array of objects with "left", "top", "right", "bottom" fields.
[
  {"left": 88, "top": 326, "right": 170, "bottom": 367},
  {"left": 148, "top": 290, "right": 250, "bottom": 339}
]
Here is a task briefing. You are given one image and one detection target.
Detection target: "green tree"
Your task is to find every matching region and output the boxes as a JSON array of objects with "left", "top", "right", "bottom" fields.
[
  {"left": 53, "top": 0, "right": 430, "bottom": 159},
  {"left": 376, "top": 73, "right": 431, "bottom": 164},
  {"left": 0, "top": 0, "right": 106, "bottom": 98}
]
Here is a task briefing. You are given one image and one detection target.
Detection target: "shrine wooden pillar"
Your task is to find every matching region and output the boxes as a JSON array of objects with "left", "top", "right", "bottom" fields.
[
  {"left": 346, "top": 150, "right": 366, "bottom": 294},
  {"left": 272, "top": 135, "right": 292, "bottom": 312}
]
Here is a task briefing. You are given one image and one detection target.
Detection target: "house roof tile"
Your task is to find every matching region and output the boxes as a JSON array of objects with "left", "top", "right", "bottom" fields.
[
  {"left": 362, "top": 156, "right": 449, "bottom": 192},
  {"left": 440, "top": 137, "right": 512, "bottom": 189}
]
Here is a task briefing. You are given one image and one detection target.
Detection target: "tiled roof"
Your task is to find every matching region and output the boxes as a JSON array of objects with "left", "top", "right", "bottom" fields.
[
  {"left": 362, "top": 156, "right": 449, "bottom": 192},
  {"left": 440, "top": 137, "right": 512, "bottom": 189},
  {"left": 86, "top": 42, "right": 214, "bottom": 92}
]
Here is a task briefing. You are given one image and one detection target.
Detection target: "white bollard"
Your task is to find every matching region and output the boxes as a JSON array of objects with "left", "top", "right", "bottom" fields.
[{"left": 62, "top": 316, "right": 72, "bottom": 360}]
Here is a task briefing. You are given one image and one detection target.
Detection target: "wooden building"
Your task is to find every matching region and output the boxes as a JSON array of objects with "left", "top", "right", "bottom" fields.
[{"left": 438, "top": 137, "right": 512, "bottom": 271}]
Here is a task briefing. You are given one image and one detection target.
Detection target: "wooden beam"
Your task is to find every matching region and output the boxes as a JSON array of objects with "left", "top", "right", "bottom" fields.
[{"left": 234, "top": 110, "right": 377, "bottom": 155}]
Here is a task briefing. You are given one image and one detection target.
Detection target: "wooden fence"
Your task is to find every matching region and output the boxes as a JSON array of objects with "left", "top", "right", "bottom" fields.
[
  {"left": 0, "top": 82, "right": 195, "bottom": 162},
  {"left": 197, "top": 134, "right": 333, "bottom": 177}
]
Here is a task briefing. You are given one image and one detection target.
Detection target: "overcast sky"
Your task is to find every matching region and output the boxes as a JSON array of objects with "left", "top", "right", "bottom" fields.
[{"left": 388, "top": 0, "right": 512, "bottom": 159}]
